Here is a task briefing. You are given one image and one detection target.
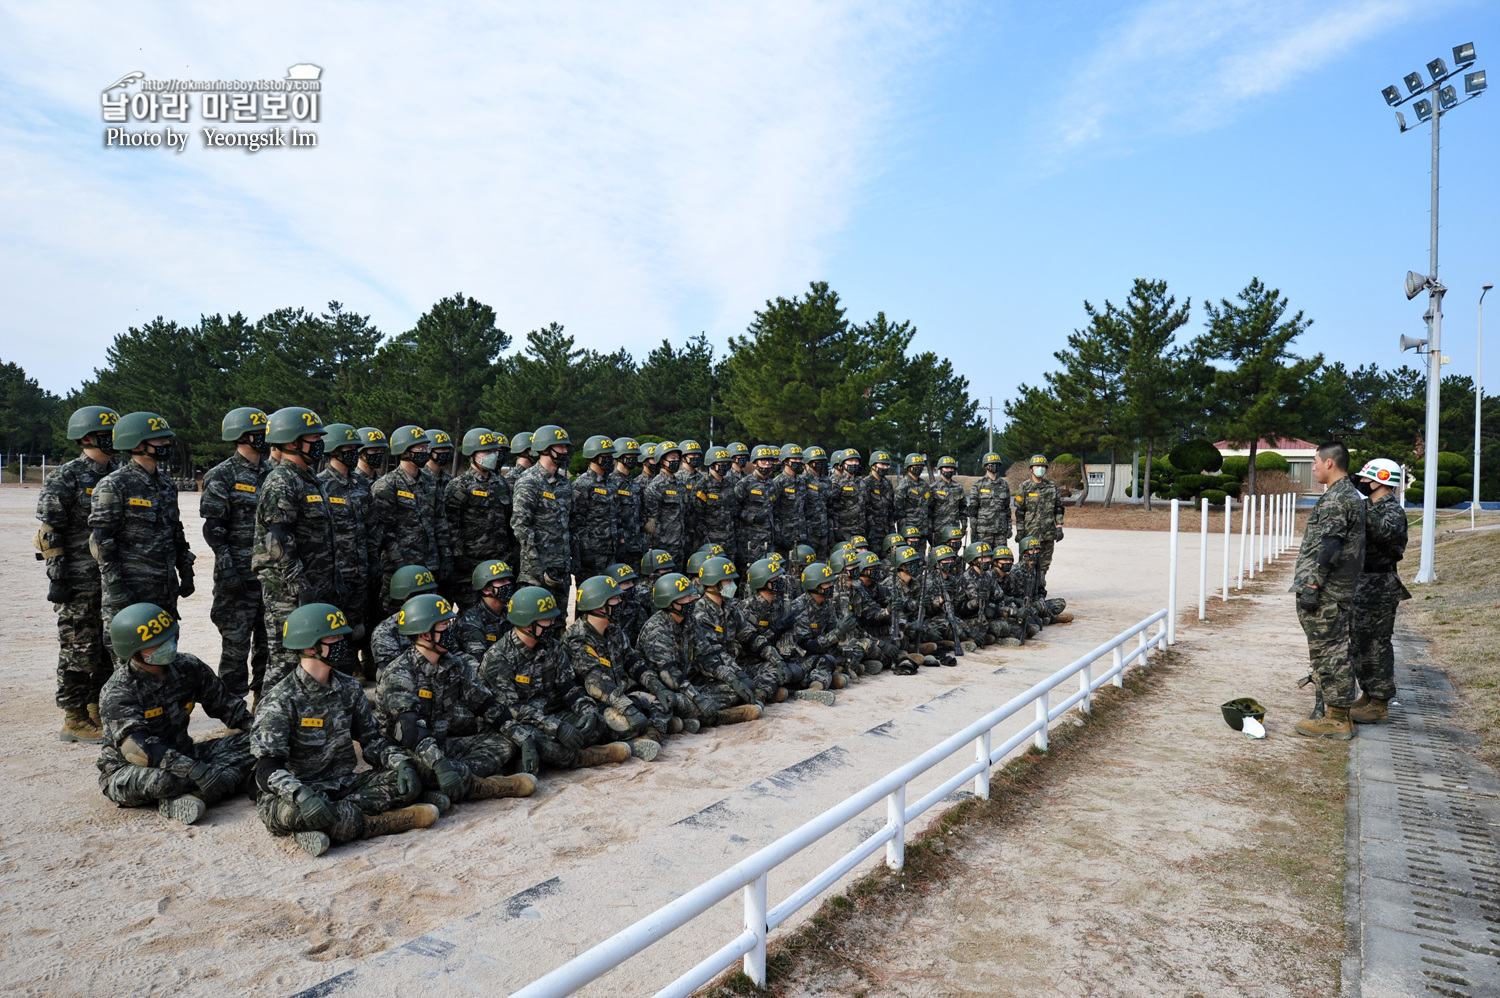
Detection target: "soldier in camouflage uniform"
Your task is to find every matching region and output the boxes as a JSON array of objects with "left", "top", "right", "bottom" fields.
[
  {"left": 741, "top": 557, "right": 836, "bottom": 701},
  {"left": 506, "top": 431, "right": 535, "bottom": 480},
  {"left": 609, "top": 438, "right": 645, "bottom": 569},
  {"left": 200, "top": 407, "right": 272, "bottom": 699},
  {"left": 37, "top": 405, "right": 120, "bottom": 742},
  {"left": 724, "top": 442, "right": 751, "bottom": 486},
  {"left": 355, "top": 426, "right": 389, "bottom": 488},
  {"left": 253, "top": 407, "right": 342, "bottom": 695},
  {"left": 479, "top": 586, "right": 631, "bottom": 770},
  {"left": 573, "top": 435, "right": 618, "bottom": 580},
  {"left": 953, "top": 542, "right": 1021, "bottom": 648},
  {"left": 895, "top": 454, "right": 931, "bottom": 557},
  {"left": 425, "top": 430, "right": 456, "bottom": 494},
  {"left": 375, "top": 593, "right": 536, "bottom": 808},
  {"left": 846, "top": 550, "right": 902, "bottom": 671},
  {"left": 968, "top": 452, "right": 1012, "bottom": 552},
  {"left": 860, "top": 450, "right": 896, "bottom": 541},
  {"left": 1006, "top": 538, "right": 1068, "bottom": 626},
  {"left": 789, "top": 562, "right": 869, "bottom": 684},
  {"left": 735, "top": 444, "right": 782, "bottom": 563},
  {"left": 355, "top": 427, "right": 390, "bottom": 643},
  {"left": 89, "top": 410, "right": 195, "bottom": 667},
  {"left": 373, "top": 425, "right": 452, "bottom": 611},
  {"left": 564, "top": 575, "right": 675, "bottom": 757},
  {"left": 319, "top": 423, "right": 377, "bottom": 677},
  {"left": 1290, "top": 442, "right": 1367, "bottom": 739},
  {"left": 644, "top": 440, "right": 691, "bottom": 566},
  {"left": 96, "top": 602, "right": 253, "bottom": 823},
  {"left": 772, "top": 444, "right": 806, "bottom": 558},
  {"left": 678, "top": 439, "right": 706, "bottom": 492},
  {"left": 511, "top": 425, "right": 577, "bottom": 607},
  {"left": 370, "top": 564, "right": 441, "bottom": 675},
  {"left": 636, "top": 573, "right": 761, "bottom": 727},
  {"left": 251, "top": 603, "right": 435, "bottom": 856},
  {"left": 691, "top": 557, "right": 781, "bottom": 705},
  {"left": 929, "top": 456, "right": 967, "bottom": 546},
  {"left": 828, "top": 449, "right": 865, "bottom": 545},
  {"left": 446, "top": 428, "right": 514, "bottom": 610},
  {"left": 800, "top": 445, "right": 832, "bottom": 559},
  {"left": 453, "top": 559, "right": 516, "bottom": 661},
  {"left": 1013, "top": 454, "right": 1064, "bottom": 574},
  {"left": 888, "top": 546, "right": 950, "bottom": 669},
  {"left": 638, "top": 442, "right": 660, "bottom": 487},
  {"left": 691, "top": 448, "right": 739, "bottom": 565},
  {"left": 1349, "top": 458, "right": 1409, "bottom": 725}
]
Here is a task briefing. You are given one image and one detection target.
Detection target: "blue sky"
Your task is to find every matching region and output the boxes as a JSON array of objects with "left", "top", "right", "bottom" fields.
[{"left": 1, "top": 1, "right": 1496, "bottom": 430}]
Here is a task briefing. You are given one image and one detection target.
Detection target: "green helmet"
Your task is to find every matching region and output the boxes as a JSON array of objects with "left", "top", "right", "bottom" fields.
[
  {"left": 780, "top": 443, "right": 803, "bottom": 462},
  {"left": 390, "top": 425, "right": 431, "bottom": 456},
  {"left": 282, "top": 602, "right": 353, "bottom": 651},
  {"left": 902, "top": 525, "right": 923, "bottom": 541},
  {"left": 576, "top": 574, "right": 621, "bottom": 614},
  {"left": 829, "top": 448, "right": 848, "bottom": 465},
  {"left": 471, "top": 559, "right": 515, "bottom": 590},
  {"left": 709, "top": 447, "right": 732, "bottom": 468},
  {"left": 641, "top": 443, "right": 660, "bottom": 462},
  {"left": 859, "top": 551, "right": 882, "bottom": 572},
  {"left": 1029, "top": 454, "right": 1049, "bottom": 468},
  {"left": 940, "top": 525, "right": 966, "bottom": 545},
  {"left": 747, "top": 557, "right": 783, "bottom": 590},
  {"left": 869, "top": 450, "right": 893, "bottom": 466},
  {"left": 67, "top": 406, "right": 120, "bottom": 444},
  {"left": 962, "top": 541, "right": 992, "bottom": 565},
  {"left": 533, "top": 425, "right": 570, "bottom": 453},
  {"left": 837, "top": 540, "right": 857, "bottom": 558},
  {"left": 607, "top": 562, "right": 638, "bottom": 585},
  {"left": 804, "top": 445, "right": 827, "bottom": 464},
  {"left": 583, "top": 434, "right": 615, "bottom": 461},
  {"left": 266, "top": 407, "right": 324, "bottom": 445},
  {"left": 222, "top": 407, "right": 269, "bottom": 441},
  {"left": 903, "top": 453, "right": 925, "bottom": 471},
  {"left": 507, "top": 585, "right": 562, "bottom": 626},
  {"left": 851, "top": 534, "right": 869, "bottom": 550},
  {"left": 614, "top": 437, "right": 641, "bottom": 459},
  {"left": 109, "top": 601, "right": 179, "bottom": 661},
  {"left": 892, "top": 545, "right": 922, "bottom": 570},
  {"left": 112, "top": 411, "right": 175, "bottom": 451},
  {"left": 928, "top": 544, "right": 957, "bottom": 567},
  {"left": 881, "top": 533, "right": 902, "bottom": 554},
  {"left": 686, "top": 549, "right": 713, "bottom": 578},
  {"left": 700, "top": 556, "right": 738, "bottom": 587},
  {"left": 642, "top": 549, "right": 676, "bottom": 574},
  {"left": 793, "top": 544, "right": 817, "bottom": 566},
  {"left": 652, "top": 572, "right": 696, "bottom": 609},
  {"left": 322, "top": 423, "right": 360, "bottom": 453},
  {"left": 680, "top": 439, "right": 703, "bottom": 457},
  {"left": 511, "top": 431, "right": 534, "bottom": 456},
  {"left": 727, "top": 442, "right": 750, "bottom": 460},
  {"left": 462, "top": 428, "right": 506, "bottom": 455},
  {"left": 841, "top": 449, "right": 864, "bottom": 467},
  {"left": 389, "top": 564, "right": 438, "bottom": 600},
  {"left": 995, "top": 547, "right": 1015, "bottom": 562},
  {"left": 801, "top": 562, "right": 835, "bottom": 592},
  {"left": 427, "top": 430, "right": 453, "bottom": 453},
  {"left": 752, "top": 443, "right": 780, "bottom": 461},
  {"left": 982, "top": 452, "right": 1002, "bottom": 468},
  {"left": 698, "top": 542, "right": 726, "bottom": 558},
  {"left": 358, "top": 427, "right": 389, "bottom": 451},
  {"left": 829, "top": 550, "right": 850, "bottom": 574},
  {"left": 397, "top": 593, "right": 458, "bottom": 636},
  {"left": 657, "top": 440, "right": 682, "bottom": 458},
  {"left": 937, "top": 455, "right": 958, "bottom": 471},
  {"left": 1021, "top": 536, "right": 1043, "bottom": 553}
]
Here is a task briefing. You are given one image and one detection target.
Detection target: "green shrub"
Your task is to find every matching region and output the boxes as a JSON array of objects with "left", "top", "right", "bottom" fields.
[
  {"left": 1456, "top": 473, "right": 1474, "bottom": 490},
  {"left": 1223, "top": 480, "right": 1242, "bottom": 498},
  {"left": 1406, "top": 487, "right": 1423, "bottom": 506},
  {"left": 1436, "top": 452, "right": 1471, "bottom": 475},
  {"left": 1435, "top": 486, "right": 1470, "bottom": 507},
  {"left": 1168, "top": 439, "right": 1223, "bottom": 474},
  {"left": 1220, "top": 456, "right": 1248, "bottom": 480},
  {"left": 1175, "top": 474, "right": 1206, "bottom": 492},
  {"left": 1053, "top": 453, "right": 1078, "bottom": 465},
  {"left": 1254, "top": 451, "right": 1290, "bottom": 473},
  {"left": 1436, "top": 470, "right": 1454, "bottom": 487},
  {"left": 1201, "top": 489, "right": 1229, "bottom": 506}
]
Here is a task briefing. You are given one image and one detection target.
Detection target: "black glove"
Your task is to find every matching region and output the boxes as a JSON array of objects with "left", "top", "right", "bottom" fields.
[
  {"left": 333, "top": 581, "right": 350, "bottom": 608},
  {"left": 431, "top": 758, "right": 465, "bottom": 800},
  {"left": 730, "top": 677, "right": 756, "bottom": 706},
  {"left": 518, "top": 736, "right": 540, "bottom": 775},
  {"left": 47, "top": 579, "right": 72, "bottom": 604},
  {"left": 104, "top": 586, "right": 135, "bottom": 610},
  {"left": 1054, "top": 529, "right": 1063, "bottom": 541},
  {"left": 395, "top": 760, "right": 421, "bottom": 798},
  {"left": 215, "top": 563, "right": 244, "bottom": 592},
  {"left": 1296, "top": 584, "right": 1321, "bottom": 610},
  {"left": 177, "top": 567, "right": 195, "bottom": 599},
  {"left": 575, "top": 710, "right": 603, "bottom": 743},
  {"left": 121, "top": 735, "right": 168, "bottom": 768},
  {"left": 770, "top": 613, "right": 796, "bottom": 638},
  {"left": 187, "top": 762, "right": 239, "bottom": 800},
  {"left": 294, "top": 786, "right": 335, "bottom": 830},
  {"left": 555, "top": 721, "right": 587, "bottom": 751}
]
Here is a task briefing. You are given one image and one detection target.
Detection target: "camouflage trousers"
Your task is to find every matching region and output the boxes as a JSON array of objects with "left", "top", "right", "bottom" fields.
[
  {"left": 411, "top": 731, "right": 518, "bottom": 797},
  {"left": 260, "top": 587, "right": 301, "bottom": 696},
  {"left": 846, "top": 634, "right": 899, "bottom": 674},
  {"left": 959, "top": 615, "right": 1020, "bottom": 645},
  {"left": 519, "top": 572, "right": 573, "bottom": 613},
  {"left": 597, "top": 691, "right": 672, "bottom": 740},
  {"left": 974, "top": 528, "right": 1011, "bottom": 555},
  {"left": 257, "top": 767, "right": 418, "bottom": 845},
  {"left": 517, "top": 710, "right": 612, "bottom": 769},
  {"left": 577, "top": 549, "right": 615, "bottom": 585},
  {"left": 1350, "top": 596, "right": 1399, "bottom": 701},
  {"left": 1296, "top": 599, "right": 1356, "bottom": 710},
  {"left": 1037, "top": 539, "right": 1056, "bottom": 575},
  {"left": 100, "top": 732, "right": 253, "bottom": 808},
  {"left": 778, "top": 650, "right": 834, "bottom": 691},
  {"left": 733, "top": 653, "right": 784, "bottom": 701},
  {"left": 54, "top": 591, "right": 112, "bottom": 709},
  {"left": 210, "top": 582, "right": 267, "bottom": 698}
]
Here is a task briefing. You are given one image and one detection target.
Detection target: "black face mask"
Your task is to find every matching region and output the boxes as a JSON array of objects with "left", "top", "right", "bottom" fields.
[
  {"left": 687, "top": 455, "right": 703, "bottom": 468},
  {"left": 317, "top": 638, "right": 349, "bottom": 663},
  {"left": 364, "top": 450, "right": 387, "bottom": 470},
  {"left": 845, "top": 463, "right": 861, "bottom": 475},
  {"left": 429, "top": 626, "right": 452, "bottom": 649},
  {"left": 91, "top": 431, "right": 116, "bottom": 454},
  {"left": 788, "top": 461, "right": 804, "bottom": 474},
  {"left": 596, "top": 455, "right": 615, "bottom": 473},
  {"left": 665, "top": 458, "right": 682, "bottom": 473},
  {"left": 144, "top": 441, "right": 175, "bottom": 464},
  {"left": 617, "top": 455, "right": 636, "bottom": 472},
  {"left": 755, "top": 464, "right": 774, "bottom": 479},
  {"left": 1353, "top": 479, "right": 1374, "bottom": 496},
  {"left": 298, "top": 438, "right": 325, "bottom": 465},
  {"left": 245, "top": 432, "right": 270, "bottom": 456},
  {"left": 333, "top": 447, "right": 359, "bottom": 467},
  {"left": 941, "top": 469, "right": 955, "bottom": 479},
  {"left": 485, "top": 582, "right": 515, "bottom": 604},
  {"left": 734, "top": 458, "right": 749, "bottom": 470},
  {"left": 431, "top": 449, "right": 453, "bottom": 466},
  {"left": 712, "top": 463, "right": 731, "bottom": 478},
  {"left": 406, "top": 449, "right": 430, "bottom": 466}
]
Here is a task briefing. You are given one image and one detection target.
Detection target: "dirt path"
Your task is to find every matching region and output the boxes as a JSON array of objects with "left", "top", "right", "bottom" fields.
[{"left": 761, "top": 562, "right": 1348, "bottom": 998}]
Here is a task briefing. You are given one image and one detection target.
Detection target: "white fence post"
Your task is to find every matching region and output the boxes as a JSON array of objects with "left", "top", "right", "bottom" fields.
[
  {"left": 885, "top": 784, "right": 906, "bottom": 870},
  {"left": 1137, "top": 629, "right": 1148, "bottom": 668},
  {"left": 1198, "top": 497, "right": 1208, "bottom": 620},
  {"left": 974, "top": 730, "right": 991, "bottom": 799},
  {"left": 743, "top": 874, "right": 767, "bottom": 985},
  {"left": 1237, "top": 492, "right": 1249, "bottom": 589},
  {"left": 1221, "top": 495, "right": 1231, "bottom": 600},
  {"left": 1167, "top": 499, "right": 1179, "bottom": 644},
  {"left": 1034, "top": 691, "right": 1050, "bottom": 751},
  {"left": 1079, "top": 660, "right": 1092, "bottom": 713},
  {"left": 1112, "top": 645, "right": 1124, "bottom": 687}
]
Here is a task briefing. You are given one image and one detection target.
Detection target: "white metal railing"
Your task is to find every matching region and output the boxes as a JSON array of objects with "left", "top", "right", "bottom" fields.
[{"left": 509, "top": 609, "right": 1168, "bottom": 998}]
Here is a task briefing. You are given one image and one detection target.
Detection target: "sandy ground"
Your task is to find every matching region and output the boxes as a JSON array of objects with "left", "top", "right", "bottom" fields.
[
  {"left": 767, "top": 561, "right": 1348, "bottom": 998},
  {"left": 0, "top": 481, "right": 1276, "bottom": 997}
]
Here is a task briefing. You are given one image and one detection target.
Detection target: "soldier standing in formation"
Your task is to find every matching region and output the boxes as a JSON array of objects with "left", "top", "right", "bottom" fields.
[
  {"left": 895, "top": 454, "right": 930, "bottom": 556},
  {"left": 801, "top": 445, "right": 831, "bottom": 559},
  {"left": 1014, "top": 454, "right": 1064, "bottom": 576},
  {"left": 643, "top": 441, "right": 690, "bottom": 566},
  {"left": 1348, "top": 458, "right": 1410, "bottom": 726},
  {"left": 373, "top": 426, "right": 451, "bottom": 610},
  {"left": 318, "top": 423, "right": 376, "bottom": 676},
  {"left": 201, "top": 407, "right": 272, "bottom": 699},
  {"left": 929, "top": 456, "right": 967, "bottom": 543},
  {"left": 511, "top": 425, "right": 576, "bottom": 607},
  {"left": 447, "top": 428, "right": 514, "bottom": 610},
  {"left": 572, "top": 435, "right": 618, "bottom": 580},
  {"left": 968, "top": 452, "right": 1012, "bottom": 552},
  {"left": 609, "top": 438, "right": 645, "bottom": 569}
]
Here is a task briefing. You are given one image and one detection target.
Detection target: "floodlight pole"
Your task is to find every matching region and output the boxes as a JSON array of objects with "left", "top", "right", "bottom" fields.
[
  {"left": 1415, "top": 96, "right": 1443, "bottom": 583},
  {"left": 1477, "top": 285, "right": 1491, "bottom": 529}
]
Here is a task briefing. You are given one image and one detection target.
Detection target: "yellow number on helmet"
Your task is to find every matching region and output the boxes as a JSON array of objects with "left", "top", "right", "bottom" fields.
[
  {"left": 411, "top": 428, "right": 422, "bottom": 438},
  {"left": 675, "top": 577, "right": 689, "bottom": 592},
  {"left": 251, "top": 412, "right": 266, "bottom": 424},
  {"left": 345, "top": 429, "right": 357, "bottom": 440},
  {"left": 436, "top": 600, "right": 449, "bottom": 614},
  {"left": 397, "top": 611, "right": 406, "bottom": 626},
  {"left": 137, "top": 624, "right": 150, "bottom": 640},
  {"left": 419, "top": 572, "right": 433, "bottom": 585},
  {"left": 554, "top": 429, "right": 565, "bottom": 439},
  {"left": 489, "top": 563, "right": 501, "bottom": 575},
  {"left": 821, "top": 566, "right": 832, "bottom": 578}
]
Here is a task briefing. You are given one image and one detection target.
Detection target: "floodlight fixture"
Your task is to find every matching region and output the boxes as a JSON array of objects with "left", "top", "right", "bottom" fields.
[
  {"left": 1453, "top": 42, "right": 1475, "bottom": 66},
  {"left": 1405, "top": 71, "right": 1425, "bottom": 93},
  {"left": 1466, "top": 70, "right": 1487, "bottom": 94},
  {"left": 1400, "top": 334, "right": 1428, "bottom": 353},
  {"left": 1439, "top": 85, "right": 1459, "bottom": 109},
  {"left": 1382, "top": 84, "right": 1402, "bottom": 105},
  {"left": 1428, "top": 57, "right": 1448, "bottom": 82},
  {"left": 1406, "top": 270, "right": 1433, "bottom": 300},
  {"left": 1394, "top": 110, "right": 1408, "bottom": 131},
  {"left": 1414, "top": 98, "right": 1433, "bottom": 121}
]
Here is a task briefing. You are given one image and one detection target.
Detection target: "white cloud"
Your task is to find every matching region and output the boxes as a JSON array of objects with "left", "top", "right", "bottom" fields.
[{"left": 0, "top": 1, "right": 945, "bottom": 392}]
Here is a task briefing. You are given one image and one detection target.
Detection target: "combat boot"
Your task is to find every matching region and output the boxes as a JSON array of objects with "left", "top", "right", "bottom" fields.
[
  {"left": 773, "top": 687, "right": 789, "bottom": 703},
  {"left": 360, "top": 803, "right": 440, "bottom": 839},
  {"left": 1051, "top": 612, "right": 1074, "bottom": 624},
  {"left": 470, "top": 773, "right": 537, "bottom": 799},
  {"left": 793, "top": 683, "right": 836, "bottom": 706},
  {"left": 680, "top": 718, "right": 701, "bottom": 734},
  {"left": 666, "top": 717, "right": 684, "bottom": 735},
  {"left": 919, "top": 642, "right": 937, "bottom": 655},
  {"left": 1295, "top": 706, "right": 1354, "bottom": 740},
  {"left": 577, "top": 741, "right": 631, "bottom": 766},
  {"left": 628, "top": 737, "right": 661, "bottom": 761},
  {"left": 87, "top": 702, "right": 101, "bottom": 727},
  {"left": 419, "top": 791, "right": 453, "bottom": 814},
  {"left": 829, "top": 674, "right": 847, "bottom": 689},
  {"left": 960, "top": 640, "right": 978, "bottom": 654},
  {"left": 159, "top": 794, "right": 207, "bottom": 825},
  {"left": 295, "top": 831, "right": 331, "bottom": 857},
  {"left": 59, "top": 706, "right": 103, "bottom": 744},
  {"left": 717, "top": 704, "right": 762, "bottom": 724},
  {"left": 1349, "top": 698, "right": 1390, "bottom": 725},
  {"left": 862, "top": 658, "right": 884, "bottom": 675}
]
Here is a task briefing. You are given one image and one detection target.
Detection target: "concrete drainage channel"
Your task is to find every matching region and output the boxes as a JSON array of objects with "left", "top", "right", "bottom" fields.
[{"left": 1345, "top": 629, "right": 1500, "bottom": 997}]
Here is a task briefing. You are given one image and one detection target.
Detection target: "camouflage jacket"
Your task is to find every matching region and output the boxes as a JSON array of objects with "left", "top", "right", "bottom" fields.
[
  {"left": 252, "top": 458, "right": 339, "bottom": 604},
  {"left": 929, "top": 476, "right": 968, "bottom": 536},
  {"left": 691, "top": 594, "right": 777, "bottom": 685},
  {"left": 89, "top": 458, "right": 194, "bottom": 601},
  {"left": 96, "top": 652, "right": 252, "bottom": 778},
  {"left": 827, "top": 472, "right": 865, "bottom": 542},
  {"left": 446, "top": 468, "right": 513, "bottom": 576},
  {"left": 608, "top": 468, "right": 645, "bottom": 557},
  {"left": 849, "top": 577, "right": 892, "bottom": 634},
  {"left": 1002, "top": 561, "right": 1044, "bottom": 602},
  {"left": 954, "top": 565, "right": 997, "bottom": 619},
  {"left": 1292, "top": 476, "right": 1366, "bottom": 603},
  {"left": 690, "top": 473, "right": 739, "bottom": 555},
  {"left": 454, "top": 597, "right": 512, "bottom": 661},
  {"left": 891, "top": 569, "right": 948, "bottom": 622},
  {"left": 479, "top": 630, "right": 595, "bottom": 726},
  {"left": 894, "top": 474, "right": 931, "bottom": 539},
  {"left": 968, "top": 476, "right": 1012, "bottom": 542},
  {"left": 636, "top": 608, "right": 697, "bottom": 691},
  {"left": 373, "top": 465, "right": 452, "bottom": 582},
  {"left": 740, "top": 590, "right": 797, "bottom": 652},
  {"left": 37, "top": 453, "right": 117, "bottom": 590},
  {"left": 375, "top": 645, "right": 507, "bottom": 747},
  {"left": 617, "top": 582, "right": 653, "bottom": 646},
  {"left": 511, "top": 463, "right": 577, "bottom": 584},
  {"left": 317, "top": 464, "right": 374, "bottom": 597},
  {"left": 201, "top": 452, "right": 270, "bottom": 587},
  {"left": 1357, "top": 493, "right": 1411, "bottom": 602},
  {"left": 859, "top": 474, "right": 895, "bottom": 540},
  {"left": 801, "top": 470, "right": 831, "bottom": 550},
  {"left": 790, "top": 592, "right": 846, "bottom": 656},
  {"left": 1014, "top": 476, "right": 1064, "bottom": 542},
  {"left": 251, "top": 664, "right": 408, "bottom": 795},
  {"left": 643, "top": 472, "right": 691, "bottom": 560},
  {"left": 563, "top": 618, "right": 651, "bottom": 711},
  {"left": 771, "top": 471, "right": 805, "bottom": 551},
  {"left": 571, "top": 468, "right": 617, "bottom": 565},
  {"left": 425, "top": 466, "right": 454, "bottom": 495},
  {"left": 370, "top": 611, "right": 412, "bottom": 676},
  {"left": 734, "top": 471, "right": 779, "bottom": 562}
]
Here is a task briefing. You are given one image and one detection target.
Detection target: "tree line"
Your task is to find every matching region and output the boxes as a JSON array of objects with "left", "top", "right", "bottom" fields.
[
  {"left": 2, "top": 281, "right": 986, "bottom": 474},
  {"left": 999, "top": 277, "right": 1500, "bottom": 504}
]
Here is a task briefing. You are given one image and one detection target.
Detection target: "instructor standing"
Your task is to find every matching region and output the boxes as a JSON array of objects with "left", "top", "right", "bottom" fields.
[{"left": 1348, "top": 458, "right": 1410, "bottom": 725}]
